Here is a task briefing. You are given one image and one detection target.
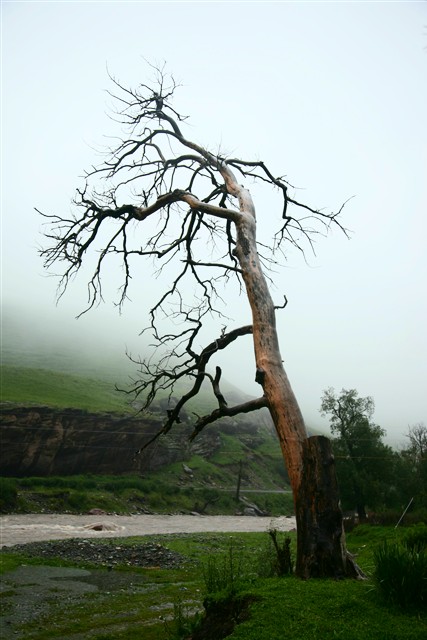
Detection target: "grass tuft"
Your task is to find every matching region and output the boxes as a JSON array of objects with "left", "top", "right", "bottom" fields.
[{"left": 373, "top": 540, "right": 427, "bottom": 611}]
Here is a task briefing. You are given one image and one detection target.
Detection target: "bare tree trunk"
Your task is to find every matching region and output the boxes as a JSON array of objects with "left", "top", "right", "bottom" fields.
[
  {"left": 234, "top": 215, "right": 306, "bottom": 490},
  {"left": 356, "top": 503, "right": 367, "bottom": 523},
  {"left": 234, "top": 214, "right": 363, "bottom": 579}
]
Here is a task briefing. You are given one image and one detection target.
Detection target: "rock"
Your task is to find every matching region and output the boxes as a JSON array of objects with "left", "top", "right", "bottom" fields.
[
  {"left": 0, "top": 404, "right": 222, "bottom": 476},
  {"left": 240, "top": 496, "right": 268, "bottom": 517},
  {"left": 83, "top": 522, "right": 122, "bottom": 532},
  {"left": 2, "top": 539, "right": 188, "bottom": 569},
  {"left": 87, "top": 508, "right": 106, "bottom": 516},
  {"left": 182, "top": 464, "right": 193, "bottom": 476}
]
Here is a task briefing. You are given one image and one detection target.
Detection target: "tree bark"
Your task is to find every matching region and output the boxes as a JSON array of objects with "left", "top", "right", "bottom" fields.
[
  {"left": 356, "top": 502, "right": 367, "bottom": 523},
  {"left": 233, "top": 213, "right": 363, "bottom": 579},
  {"left": 295, "top": 436, "right": 365, "bottom": 578},
  {"left": 234, "top": 213, "right": 306, "bottom": 494}
]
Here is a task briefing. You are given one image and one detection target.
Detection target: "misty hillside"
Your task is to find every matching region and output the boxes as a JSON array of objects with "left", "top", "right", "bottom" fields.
[
  {"left": 1, "top": 306, "right": 136, "bottom": 384},
  {"left": 1, "top": 310, "right": 291, "bottom": 494},
  {"left": 1, "top": 307, "right": 266, "bottom": 422},
  {"left": 1, "top": 306, "right": 322, "bottom": 435}
]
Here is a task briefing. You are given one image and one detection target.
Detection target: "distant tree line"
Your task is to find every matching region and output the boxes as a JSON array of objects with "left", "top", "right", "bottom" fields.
[{"left": 321, "top": 388, "right": 426, "bottom": 522}]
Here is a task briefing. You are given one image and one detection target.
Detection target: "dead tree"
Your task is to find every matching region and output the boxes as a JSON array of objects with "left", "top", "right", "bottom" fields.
[{"left": 39, "top": 66, "right": 363, "bottom": 578}]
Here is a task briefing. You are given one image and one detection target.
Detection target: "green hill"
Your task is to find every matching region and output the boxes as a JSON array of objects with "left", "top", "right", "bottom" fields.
[
  {"left": 0, "top": 307, "right": 296, "bottom": 516},
  {"left": 0, "top": 365, "right": 133, "bottom": 413}
]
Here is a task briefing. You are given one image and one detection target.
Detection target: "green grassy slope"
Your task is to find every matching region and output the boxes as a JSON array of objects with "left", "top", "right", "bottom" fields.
[{"left": 1, "top": 365, "right": 133, "bottom": 413}]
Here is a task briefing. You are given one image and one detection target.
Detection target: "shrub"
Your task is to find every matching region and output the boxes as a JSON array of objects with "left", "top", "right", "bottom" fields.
[
  {"left": 164, "top": 599, "right": 202, "bottom": 640},
  {"left": 369, "top": 508, "right": 427, "bottom": 527},
  {"left": 66, "top": 491, "right": 90, "bottom": 511},
  {"left": 403, "top": 523, "right": 427, "bottom": 553},
  {"left": 0, "top": 477, "right": 18, "bottom": 512},
  {"left": 202, "top": 543, "right": 246, "bottom": 596},
  {"left": 373, "top": 540, "right": 427, "bottom": 611}
]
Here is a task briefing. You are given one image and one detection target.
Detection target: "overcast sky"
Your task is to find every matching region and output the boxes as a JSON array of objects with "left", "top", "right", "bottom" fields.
[{"left": 2, "top": 1, "right": 426, "bottom": 444}]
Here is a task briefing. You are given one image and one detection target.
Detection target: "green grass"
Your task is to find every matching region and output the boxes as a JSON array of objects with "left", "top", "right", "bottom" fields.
[
  {"left": 6, "top": 474, "right": 292, "bottom": 516},
  {"left": 1, "top": 365, "right": 133, "bottom": 413},
  {"left": 1, "top": 528, "right": 426, "bottom": 639},
  {"left": 229, "top": 578, "right": 426, "bottom": 640},
  {"left": 373, "top": 540, "right": 427, "bottom": 610}
]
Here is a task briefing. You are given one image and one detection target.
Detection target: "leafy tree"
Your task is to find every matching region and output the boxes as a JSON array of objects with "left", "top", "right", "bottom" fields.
[
  {"left": 40, "top": 66, "right": 362, "bottom": 578},
  {"left": 406, "top": 422, "right": 427, "bottom": 461},
  {"left": 400, "top": 423, "right": 427, "bottom": 510},
  {"left": 320, "top": 388, "right": 396, "bottom": 520}
]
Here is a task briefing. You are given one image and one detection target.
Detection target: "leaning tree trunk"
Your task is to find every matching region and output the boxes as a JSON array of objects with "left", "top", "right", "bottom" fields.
[{"left": 233, "top": 208, "right": 363, "bottom": 579}]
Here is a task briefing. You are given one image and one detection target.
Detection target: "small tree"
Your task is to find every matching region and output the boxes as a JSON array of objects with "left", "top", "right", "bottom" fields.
[
  {"left": 406, "top": 423, "right": 427, "bottom": 462},
  {"left": 40, "top": 67, "right": 362, "bottom": 578},
  {"left": 401, "top": 423, "right": 427, "bottom": 509},
  {"left": 320, "top": 388, "right": 395, "bottom": 520}
]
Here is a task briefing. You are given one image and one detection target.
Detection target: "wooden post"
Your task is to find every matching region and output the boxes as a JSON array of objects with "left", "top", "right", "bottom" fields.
[{"left": 235, "top": 459, "right": 243, "bottom": 502}]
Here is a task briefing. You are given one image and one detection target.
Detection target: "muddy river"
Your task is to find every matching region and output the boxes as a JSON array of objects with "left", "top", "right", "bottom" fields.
[{"left": 0, "top": 514, "right": 296, "bottom": 547}]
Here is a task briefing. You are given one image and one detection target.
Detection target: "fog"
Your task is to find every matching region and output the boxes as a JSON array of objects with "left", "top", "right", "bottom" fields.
[{"left": 2, "top": 1, "right": 427, "bottom": 444}]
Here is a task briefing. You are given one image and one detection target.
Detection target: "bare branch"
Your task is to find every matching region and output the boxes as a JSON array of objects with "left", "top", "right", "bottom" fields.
[
  {"left": 39, "top": 66, "right": 350, "bottom": 464},
  {"left": 189, "top": 396, "right": 268, "bottom": 440},
  {"left": 274, "top": 294, "right": 288, "bottom": 311}
]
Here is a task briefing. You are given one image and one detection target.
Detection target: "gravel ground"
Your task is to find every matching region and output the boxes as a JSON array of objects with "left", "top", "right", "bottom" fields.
[
  {"left": 0, "top": 538, "right": 190, "bottom": 640},
  {"left": 4, "top": 538, "right": 187, "bottom": 569}
]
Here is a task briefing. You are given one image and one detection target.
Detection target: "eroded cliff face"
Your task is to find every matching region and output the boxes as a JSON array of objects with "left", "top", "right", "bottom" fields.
[{"left": 0, "top": 404, "right": 221, "bottom": 476}]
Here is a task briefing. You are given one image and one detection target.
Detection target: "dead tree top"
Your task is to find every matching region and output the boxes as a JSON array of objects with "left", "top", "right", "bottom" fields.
[{"left": 39, "top": 67, "right": 349, "bottom": 449}]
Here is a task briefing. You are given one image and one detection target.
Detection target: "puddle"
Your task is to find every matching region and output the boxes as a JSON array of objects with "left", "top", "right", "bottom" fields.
[{"left": 0, "top": 564, "right": 152, "bottom": 639}]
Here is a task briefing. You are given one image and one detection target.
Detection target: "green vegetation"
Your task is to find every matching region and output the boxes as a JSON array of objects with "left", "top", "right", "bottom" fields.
[
  {"left": 0, "top": 477, "right": 18, "bottom": 512},
  {"left": 1, "top": 365, "right": 132, "bottom": 413},
  {"left": 0, "top": 527, "right": 426, "bottom": 639},
  {"left": 373, "top": 540, "right": 427, "bottom": 611},
  {"left": 2, "top": 474, "right": 294, "bottom": 516},
  {"left": 372, "top": 525, "right": 427, "bottom": 611},
  {"left": 321, "top": 389, "right": 427, "bottom": 521}
]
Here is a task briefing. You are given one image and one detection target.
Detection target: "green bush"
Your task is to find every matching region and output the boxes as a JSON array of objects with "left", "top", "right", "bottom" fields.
[
  {"left": 373, "top": 540, "right": 427, "bottom": 611},
  {"left": 403, "top": 523, "right": 427, "bottom": 553},
  {"left": 66, "top": 491, "right": 90, "bottom": 511},
  {"left": 203, "top": 543, "right": 247, "bottom": 596},
  {"left": 0, "top": 477, "right": 18, "bottom": 512},
  {"left": 368, "top": 508, "right": 427, "bottom": 527}
]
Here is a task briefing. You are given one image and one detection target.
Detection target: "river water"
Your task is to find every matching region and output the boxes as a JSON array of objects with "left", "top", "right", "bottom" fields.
[{"left": 0, "top": 514, "right": 296, "bottom": 547}]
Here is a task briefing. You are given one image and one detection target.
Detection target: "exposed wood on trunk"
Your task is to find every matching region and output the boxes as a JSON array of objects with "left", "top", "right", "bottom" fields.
[{"left": 234, "top": 211, "right": 306, "bottom": 496}]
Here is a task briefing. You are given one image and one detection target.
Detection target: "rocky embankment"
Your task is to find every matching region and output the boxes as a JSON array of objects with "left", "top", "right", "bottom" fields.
[
  {"left": 4, "top": 538, "right": 187, "bottom": 569},
  {"left": 0, "top": 404, "right": 221, "bottom": 476}
]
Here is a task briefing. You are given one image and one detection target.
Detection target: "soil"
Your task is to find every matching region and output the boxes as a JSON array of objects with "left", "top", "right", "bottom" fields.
[{"left": 188, "top": 594, "right": 259, "bottom": 640}]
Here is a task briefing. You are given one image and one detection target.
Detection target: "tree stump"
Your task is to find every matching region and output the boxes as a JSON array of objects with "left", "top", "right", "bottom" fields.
[{"left": 295, "top": 435, "right": 365, "bottom": 579}]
